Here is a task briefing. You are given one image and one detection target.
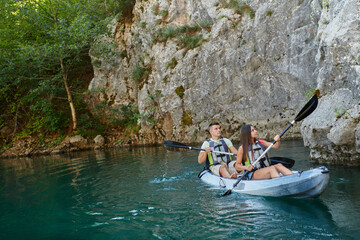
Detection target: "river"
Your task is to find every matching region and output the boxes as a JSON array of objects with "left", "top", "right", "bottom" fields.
[{"left": 0, "top": 140, "right": 359, "bottom": 239}]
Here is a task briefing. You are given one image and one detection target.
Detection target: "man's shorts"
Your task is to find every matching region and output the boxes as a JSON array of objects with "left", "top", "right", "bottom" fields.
[
  {"left": 210, "top": 161, "right": 238, "bottom": 176},
  {"left": 227, "top": 160, "right": 238, "bottom": 175},
  {"left": 228, "top": 161, "right": 254, "bottom": 179}
]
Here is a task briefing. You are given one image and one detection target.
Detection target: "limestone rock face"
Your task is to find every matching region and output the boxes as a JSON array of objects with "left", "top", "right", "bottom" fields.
[
  {"left": 301, "top": 89, "right": 360, "bottom": 165},
  {"left": 88, "top": 0, "right": 360, "bottom": 165},
  {"left": 300, "top": 0, "right": 360, "bottom": 165}
]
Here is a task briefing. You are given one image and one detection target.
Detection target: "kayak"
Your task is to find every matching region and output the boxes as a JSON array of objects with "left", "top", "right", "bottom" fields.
[{"left": 198, "top": 166, "right": 330, "bottom": 198}]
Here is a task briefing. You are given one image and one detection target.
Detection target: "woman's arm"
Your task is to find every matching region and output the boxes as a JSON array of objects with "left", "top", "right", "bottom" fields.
[
  {"left": 261, "top": 135, "right": 281, "bottom": 149},
  {"left": 235, "top": 146, "right": 254, "bottom": 172}
]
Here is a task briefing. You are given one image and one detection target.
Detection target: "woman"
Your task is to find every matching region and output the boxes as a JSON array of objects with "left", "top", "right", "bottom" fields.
[{"left": 232, "top": 125, "right": 293, "bottom": 180}]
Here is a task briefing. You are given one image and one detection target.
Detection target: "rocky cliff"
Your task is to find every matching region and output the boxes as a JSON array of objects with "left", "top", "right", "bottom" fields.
[
  {"left": 301, "top": 0, "right": 360, "bottom": 165},
  {"left": 88, "top": 0, "right": 360, "bottom": 165}
]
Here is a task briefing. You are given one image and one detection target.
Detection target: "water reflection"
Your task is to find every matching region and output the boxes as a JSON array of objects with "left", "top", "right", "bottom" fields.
[{"left": 195, "top": 192, "right": 341, "bottom": 239}]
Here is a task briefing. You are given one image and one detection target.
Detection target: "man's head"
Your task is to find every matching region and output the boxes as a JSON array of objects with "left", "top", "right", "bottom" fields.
[{"left": 208, "top": 122, "right": 221, "bottom": 139}]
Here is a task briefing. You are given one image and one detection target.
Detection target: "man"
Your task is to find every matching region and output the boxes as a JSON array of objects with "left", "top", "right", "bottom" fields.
[{"left": 198, "top": 122, "right": 238, "bottom": 178}]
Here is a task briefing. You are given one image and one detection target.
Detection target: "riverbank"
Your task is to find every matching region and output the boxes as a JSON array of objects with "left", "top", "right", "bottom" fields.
[{"left": 0, "top": 133, "right": 148, "bottom": 159}]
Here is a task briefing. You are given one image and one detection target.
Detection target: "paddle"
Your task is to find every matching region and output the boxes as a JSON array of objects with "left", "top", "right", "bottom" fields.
[
  {"left": 164, "top": 140, "right": 236, "bottom": 156},
  {"left": 270, "top": 157, "right": 295, "bottom": 169},
  {"left": 222, "top": 93, "right": 319, "bottom": 196},
  {"left": 164, "top": 140, "right": 295, "bottom": 168}
]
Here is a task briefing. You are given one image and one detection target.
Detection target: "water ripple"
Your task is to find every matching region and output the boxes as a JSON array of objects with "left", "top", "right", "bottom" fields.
[{"left": 0, "top": 145, "right": 357, "bottom": 239}]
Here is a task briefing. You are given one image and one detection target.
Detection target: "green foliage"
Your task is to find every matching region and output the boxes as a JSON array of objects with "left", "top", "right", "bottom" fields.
[
  {"left": 0, "top": 0, "right": 136, "bottom": 140},
  {"left": 155, "top": 26, "right": 178, "bottom": 42},
  {"left": 192, "top": 129, "right": 198, "bottom": 141},
  {"left": 177, "top": 34, "right": 204, "bottom": 52},
  {"left": 152, "top": 3, "right": 160, "bottom": 15},
  {"left": 118, "top": 104, "right": 142, "bottom": 128},
  {"left": 147, "top": 90, "right": 162, "bottom": 103},
  {"left": 141, "top": 90, "right": 162, "bottom": 126},
  {"left": 155, "top": 18, "right": 164, "bottom": 25},
  {"left": 175, "top": 86, "right": 186, "bottom": 98},
  {"left": 220, "top": 0, "right": 255, "bottom": 19},
  {"left": 334, "top": 108, "right": 348, "bottom": 119},
  {"left": 155, "top": 25, "right": 201, "bottom": 42},
  {"left": 155, "top": 24, "right": 204, "bottom": 52},
  {"left": 77, "top": 112, "right": 107, "bottom": 138},
  {"left": 321, "top": 0, "right": 330, "bottom": 8},
  {"left": 132, "top": 61, "right": 151, "bottom": 86},
  {"left": 77, "top": 101, "right": 142, "bottom": 138},
  {"left": 273, "top": 56, "right": 280, "bottom": 61},
  {"left": 167, "top": 57, "right": 178, "bottom": 70},
  {"left": 0, "top": 143, "right": 13, "bottom": 153},
  {"left": 45, "top": 135, "right": 66, "bottom": 148},
  {"left": 159, "top": 10, "right": 169, "bottom": 19},
  {"left": 91, "top": 39, "right": 126, "bottom": 68},
  {"left": 265, "top": 10, "right": 273, "bottom": 17},
  {"left": 181, "top": 111, "right": 193, "bottom": 126},
  {"left": 198, "top": 19, "right": 213, "bottom": 31},
  {"left": 162, "top": 75, "right": 169, "bottom": 83}
]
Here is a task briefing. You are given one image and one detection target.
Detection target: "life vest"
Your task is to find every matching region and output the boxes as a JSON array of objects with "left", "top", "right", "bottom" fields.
[
  {"left": 205, "top": 138, "right": 232, "bottom": 169},
  {"left": 246, "top": 139, "right": 271, "bottom": 169}
]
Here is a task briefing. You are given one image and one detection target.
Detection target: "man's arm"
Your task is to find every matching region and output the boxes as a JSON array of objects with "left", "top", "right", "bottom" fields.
[
  {"left": 198, "top": 142, "right": 210, "bottom": 164},
  {"left": 229, "top": 146, "right": 237, "bottom": 154},
  {"left": 225, "top": 138, "right": 237, "bottom": 154},
  {"left": 198, "top": 148, "right": 210, "bottom": 164}
]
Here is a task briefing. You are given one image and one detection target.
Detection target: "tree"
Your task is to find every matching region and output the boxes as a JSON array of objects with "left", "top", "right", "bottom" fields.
[{"left": 0, "top": 0, "right": 135, "bottom": 138}]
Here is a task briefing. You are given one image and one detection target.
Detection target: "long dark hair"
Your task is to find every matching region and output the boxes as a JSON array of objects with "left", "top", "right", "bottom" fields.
[{"left": 240, "top": 125, "right": 253, "bottom": 164}]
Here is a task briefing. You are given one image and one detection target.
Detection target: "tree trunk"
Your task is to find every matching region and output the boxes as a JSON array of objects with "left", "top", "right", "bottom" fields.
[
  {"left": 49, "top": 0, "right": 77, "bottom": 132},
  {"left": 60, "top": 58, "right": 77, "bottom": 132}
]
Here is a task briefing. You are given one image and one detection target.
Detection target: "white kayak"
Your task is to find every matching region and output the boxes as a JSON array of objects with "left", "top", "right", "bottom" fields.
[{"left": 198, "top": 166, "right": 330, "bottom": 198}]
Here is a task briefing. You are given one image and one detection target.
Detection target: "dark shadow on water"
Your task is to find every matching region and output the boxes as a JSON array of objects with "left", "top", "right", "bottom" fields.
[{"left": 262, "top": 196, "right": 337, "bottom": 228}]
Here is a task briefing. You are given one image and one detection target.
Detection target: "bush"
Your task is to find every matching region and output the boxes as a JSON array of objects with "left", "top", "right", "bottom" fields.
[
  {"left": 175, "top": 86, "right": 185, "bottom": 98},
  {"left": 132, "top": 63, "right": 150, "bottom": 85},
  {"left": 181, "top": 111, "right": 193, "bottom": 126},
  {"left": 154, "top": 24, "right": 204, "bottom": 51}
]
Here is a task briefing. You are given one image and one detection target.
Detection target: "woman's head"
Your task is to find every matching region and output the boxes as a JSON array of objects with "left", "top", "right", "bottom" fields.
[
  {"left": 240, "top": 125, "right": 258, "bottom": 140},
  {"left": 240, "top": 124, "right": 250, "bottom": 144}
]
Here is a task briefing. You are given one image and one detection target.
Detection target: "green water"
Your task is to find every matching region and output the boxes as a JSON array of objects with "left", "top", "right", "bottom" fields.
[{"left": 0, "top": 140, "right": 359, "bottom": 239}]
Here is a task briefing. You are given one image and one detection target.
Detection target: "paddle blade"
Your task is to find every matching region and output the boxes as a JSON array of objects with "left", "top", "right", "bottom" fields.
[
  {"left": 163, "top": 140, "right": 204, "bottom": 152},
  {"left": 294, "top": 93, "right": 318, "bottom": 122},
  {"left": 270, "top": 157, "right": 295, "bottom": 168},
  {"left": 222, "top": 189, "right": 232, "bottom": 197},
  {"left": 164, "top": 140, "right": 188, "bottom": 148},
  {"left": 163, "top": 140, "right": 190, "bottom": 152}
]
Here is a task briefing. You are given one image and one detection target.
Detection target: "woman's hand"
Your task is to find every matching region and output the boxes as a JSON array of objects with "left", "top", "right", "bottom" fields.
[
  {"left": 245, "top": 165, "right": 254, "bottom": 171},
  {"left": 273, "top": 135, "right": 281, "bottom": 148}
]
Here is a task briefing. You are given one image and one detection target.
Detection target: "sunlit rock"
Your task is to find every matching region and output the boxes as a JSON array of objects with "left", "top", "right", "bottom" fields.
[{"left": 87, "top": 0, "right": 360, "bottom": 165}]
